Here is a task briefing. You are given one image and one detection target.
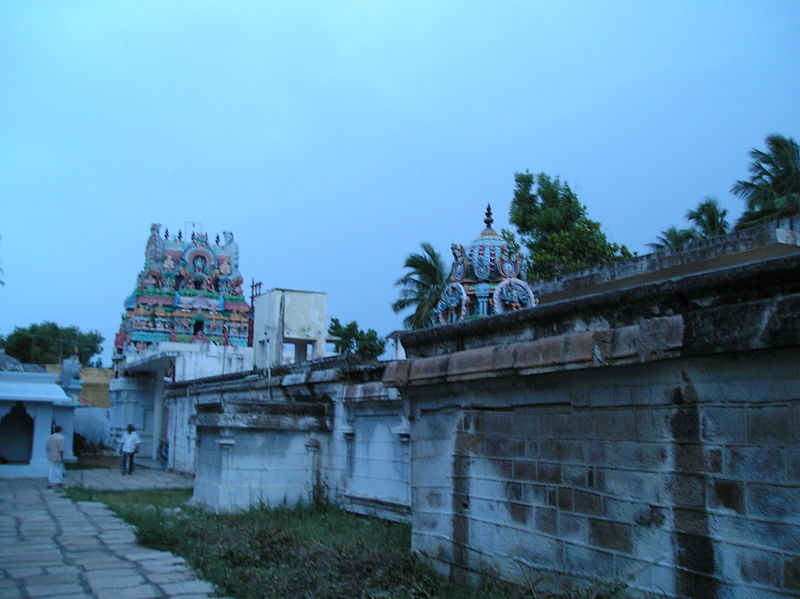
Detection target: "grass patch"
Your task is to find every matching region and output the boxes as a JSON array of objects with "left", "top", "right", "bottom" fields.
[{"left": 64, "top": 488, "right": 630, "bottom": 599}]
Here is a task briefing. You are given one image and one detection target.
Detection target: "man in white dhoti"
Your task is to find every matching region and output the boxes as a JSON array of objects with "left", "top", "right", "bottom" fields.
[{"left": 46, "top": 426, "right": 65, "bottom": 488}]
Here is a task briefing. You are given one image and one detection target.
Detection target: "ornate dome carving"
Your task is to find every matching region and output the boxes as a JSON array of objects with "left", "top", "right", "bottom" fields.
[{"left": 435, "top": 206, "right": 537, "bottom": 325}]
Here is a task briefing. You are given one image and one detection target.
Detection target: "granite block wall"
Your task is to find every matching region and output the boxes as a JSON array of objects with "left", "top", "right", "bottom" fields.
[{"left": 407, "top": 349, "right": 800, "bottom": 598}]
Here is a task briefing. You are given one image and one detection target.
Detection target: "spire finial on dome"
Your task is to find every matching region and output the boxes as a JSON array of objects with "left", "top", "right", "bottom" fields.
[{"left": 484, "top": 204, "right": 493, "bottom": 229}]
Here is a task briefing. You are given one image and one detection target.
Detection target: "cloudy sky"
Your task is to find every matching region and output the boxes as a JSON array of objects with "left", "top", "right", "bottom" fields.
[{"left": 1, "top": 1, "right": 798, "bottom": 363}]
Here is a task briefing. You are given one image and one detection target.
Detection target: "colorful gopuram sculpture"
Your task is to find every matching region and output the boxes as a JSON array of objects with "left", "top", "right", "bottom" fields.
[
  {"left": 434, "top": 206, "right": 537, "bottom": 324},
  {"left": 113, "top": 224, "right": 250, "bottom": 357}
]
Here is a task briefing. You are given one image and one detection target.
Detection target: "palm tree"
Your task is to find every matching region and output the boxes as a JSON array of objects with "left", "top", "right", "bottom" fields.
[
  {"left": 686, "top": 197, "right": 729, "bottom": 238},
  {"left": 392, "top": 242, "right": 447, "bottom": 330},
  {"left": 733, "top": 134, "right": 800, "bottom": 229},
  {"left": 648, "top": 226, "right": 699, "bottom": 251}
]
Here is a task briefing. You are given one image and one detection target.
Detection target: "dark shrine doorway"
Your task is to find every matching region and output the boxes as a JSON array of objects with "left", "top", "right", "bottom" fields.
[{"left": 0, "top": 402, "right": 34, "bottom": 464}]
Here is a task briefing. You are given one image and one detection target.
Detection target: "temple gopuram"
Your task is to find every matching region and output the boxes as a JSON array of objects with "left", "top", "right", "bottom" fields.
[
  {"left": 434, "top": 206, "right": 537, "bottom": 324},
  {"left": 110, "top": 224, "right": 253, "bottom": 470},
  {"left": 113, "top": 224, "right": 250, "bottom": 358}
]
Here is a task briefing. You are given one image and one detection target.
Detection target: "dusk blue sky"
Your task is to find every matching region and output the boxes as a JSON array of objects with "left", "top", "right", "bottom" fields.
[{"left": 2, "top": 2, "right": 799, "bottom": 363}]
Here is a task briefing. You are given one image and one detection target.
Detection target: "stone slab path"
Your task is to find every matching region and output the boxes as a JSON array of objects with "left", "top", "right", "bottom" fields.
[{"left": 0, "top": 469, "right": 227, "bottom": 599}]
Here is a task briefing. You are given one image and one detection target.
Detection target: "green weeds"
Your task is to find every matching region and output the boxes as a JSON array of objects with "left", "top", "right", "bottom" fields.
[{"left": 64, "top": 488, "right": 630, "bottom": 599}]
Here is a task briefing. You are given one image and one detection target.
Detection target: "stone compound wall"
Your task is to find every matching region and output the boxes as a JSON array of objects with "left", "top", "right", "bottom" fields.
[
  {"left": 168, "top": 357, "right": 411, "bottom": 520},
  {"left": 386, "top": 253, "right": 800, "bottom": 599}
]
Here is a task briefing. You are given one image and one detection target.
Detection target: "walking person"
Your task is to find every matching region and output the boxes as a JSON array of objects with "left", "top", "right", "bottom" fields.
[
  {"left": 46, "top": 425, "right": 65, "bottom": 489},
  {"left": 120, "top": 424, "right": 141, "bottom": 475}
]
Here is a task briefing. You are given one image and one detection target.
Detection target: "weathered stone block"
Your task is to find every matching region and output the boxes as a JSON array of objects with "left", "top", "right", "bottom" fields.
[
  {"left": 701, "top": 407, "right": 747, "bottom": 443},
  {"left": 514, "top": 337, "right": 564, "bottom": 370},
  {"left": 563, "top": 331, "right": 595, "bottom": 364},
  {"left": 553, "top": 411, "right": 595, "bottom": 438},
  {"left": 558, "top": 513, "right": 587, "bottom": 542},
  {"left": 585, "top": 441, "right": 609, "bottom": 465},
  {"left": 710, "top": 480, "right": 744, "bottom": 514},
  {"left": 485, "top": 435, "right": 525, "bottom": 458},
  {"left": 736, "top": 547, "right": 782, "bottom": 586},
  {"left": 512, "top": 460, "right": 535, "bottom": 481},
  {"left": 564, "top": 543, "right": 615, "bottom": 579},
  {"left": 599, "top": 496, "right": 635, "bottom": 523},
  {"left": 558, "top": 487, "right": 573, "bottom": 511},
  {"left": 604, "top": 470, "right": 660, "bottom": 501},
  {"left": 638, "top": 316, "right": 683, "bottom": 361},
  {"left": 447, "top": 346, "right": 498, "bottom": 380},
  {"left": 636, "top": 408, "right": 673, "bottom": 441},
  {"left": 408, "top": 355, "right": 450, "bottom": 385},
  {"left": 511, "top": 413, "right": 538, "bottom": 438},
  {"left": 671, "top": 507, "right": 710, "bottom": 537},
  {"left": 537, "top": 462, "right": 561, "bottom": 484},
  {"left": 787, "top": 448, "right": 800, "bottom": 482},
  {"left": 674, "top": 443, "right": 721, "bottom": 474},
  {"left": 589, "top": 518, "right": 633, "bottom": 553},
  {"left": 482, "top": 411, "right": 513, "bottom": 435},
  {"left": 611, "top": 441, "right": 669, "bottom": 470},
  {"left": 665, "top": 473, "right": 706, "bottom": 508},
  {"left": 727, "top": 447, "right": 786, "bottom": 482},
  {"left": 512, "top": 533, "right": 564, "bottom": 570},
  {"left": 540, "top": 440, "right": 585, "bottom": 463},
  {"left": 785, "top": 556, "right": 800, "bottom": 591},
  {"left": 610, "top": 325, "right": 640, "bottom": 360},
  {"left": 489, "top": 458, "right": 513, "bottom": 479},
  {"left": 563, "top": 465, "right": 588, "bottom": 487},
  {"left": 383, "top": 360, "right": 411, "bottom": 387},
  {"left": 748, "top": 484, "right": 800, "bottom": 521},
  {"left": 573, "top": 490, "right": 602, "bottom": 516},
  {"left": 536, "top": 507, "right": 558, "bottom": 534},
  {"left": 596, "top": 410, "right": 636, "bottom": 440},
  {"left": 748, "top": 406, "right": 793, "bottom": 444},
  {"left": 670, "top": 406, "right": 701, "bottom": 441}
]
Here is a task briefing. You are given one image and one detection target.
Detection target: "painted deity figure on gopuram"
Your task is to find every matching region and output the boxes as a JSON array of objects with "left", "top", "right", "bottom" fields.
[
  {"left": 433, "top": 206, "right": 538, "bottom": 325},
  {"left": 113, "top": 224, "right": 250, "bottom": 357}
]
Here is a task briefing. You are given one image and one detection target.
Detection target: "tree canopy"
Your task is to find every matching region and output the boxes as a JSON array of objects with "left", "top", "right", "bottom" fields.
[
  {"left": 648, "top": 226, "right": 700, "bottom": 251},
  {"left": 686, "top": 197, "right": 729, "bottom": 238},
  {"left": 328, "top": 318, "right": 386, "bottom": 361},
  {"left": 1, "top": 321, "right": 104, "bottom": 365},
  {"left": 391, "top": 242, "right": 447, "bottom": 329},
  {"left": 733, "top": 134, "right": 800, "bottom": 229},
  {"left": 650, "top": 197, "right": 730, "bottom": 250},
  {"left": 509, "top": 172, "right": 632, "bottom": 280}
]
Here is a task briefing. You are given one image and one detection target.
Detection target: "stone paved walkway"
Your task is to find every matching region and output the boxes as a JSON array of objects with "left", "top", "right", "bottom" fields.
[{"left": 0, "top": 467, "right": 226, "bottom": 599}]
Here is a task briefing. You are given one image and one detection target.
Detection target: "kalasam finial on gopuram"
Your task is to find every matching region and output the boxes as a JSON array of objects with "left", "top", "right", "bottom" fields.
[{"left": 433, "top": 207, "right": 537, "bottom": 326}]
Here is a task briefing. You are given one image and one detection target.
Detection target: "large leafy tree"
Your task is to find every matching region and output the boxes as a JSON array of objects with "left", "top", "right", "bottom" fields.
[
  {"left": 733, "top": 134, "right": 800, "bottom": 229},
  {"left": 328, "top": 318, "right": 386, "bottom": 361},
  {"left": 1, "top": 321, "right": 104, "bottom": 365},
  {"left": 510, "top": 172, "right": 632, "bottom": 281},
  {"left": 391, "top": 242, "right": 447, "bottom": 329}
]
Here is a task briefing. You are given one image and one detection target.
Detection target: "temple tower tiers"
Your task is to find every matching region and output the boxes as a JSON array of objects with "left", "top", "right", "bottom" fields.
[
  {"left": 113, "top": 224, "right": 250, "bottom": 356},
  {"left": 110, "top": 224, "right": 253, "bottom": 470},
  {"left": 434, "top": 205, "right": 537, "bottom": 324}
]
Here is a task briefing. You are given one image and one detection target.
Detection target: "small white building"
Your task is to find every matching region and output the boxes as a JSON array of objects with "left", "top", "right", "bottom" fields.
[
  {"left": 0, "top": 371, "right": 75, "bottom": 478},
  {"left": 253, "top": 289, "right": 328, "bottom": 368}
]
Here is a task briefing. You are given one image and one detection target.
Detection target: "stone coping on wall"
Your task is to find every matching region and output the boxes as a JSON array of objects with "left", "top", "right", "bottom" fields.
[
  {"left": 531, "top": 215, "right": 800, "bottom": 302},
  {"left": 192, "top": 405, "right": 331, "bottom": 432},
  {"left": 386, "top": 253, "right": 800, "bottom": 388}
]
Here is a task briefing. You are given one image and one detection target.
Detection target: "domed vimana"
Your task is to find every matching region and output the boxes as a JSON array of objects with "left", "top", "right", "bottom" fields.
[{"left": 434, "top": 205, "right": 537, "bottom": 325}]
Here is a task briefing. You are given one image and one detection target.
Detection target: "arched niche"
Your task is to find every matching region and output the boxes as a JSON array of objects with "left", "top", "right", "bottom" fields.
[{"left": 0, "top": 402, "right": 34, "bottom": 464}]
